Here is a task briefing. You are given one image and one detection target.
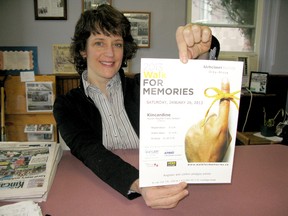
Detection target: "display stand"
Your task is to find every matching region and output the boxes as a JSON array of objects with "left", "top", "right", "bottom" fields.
[{"left": 1, "top": 75, "right": 57, "bottom": 141}]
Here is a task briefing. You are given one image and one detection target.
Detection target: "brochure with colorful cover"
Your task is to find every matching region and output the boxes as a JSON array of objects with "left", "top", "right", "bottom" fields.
[{"left": 139, "top": 58, "right": 243, "bottom": 187}]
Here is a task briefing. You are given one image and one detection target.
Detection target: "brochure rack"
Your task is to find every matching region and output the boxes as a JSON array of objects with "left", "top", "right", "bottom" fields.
[{"left": 0, "top": 75, "right": 57, "bottom": 141}]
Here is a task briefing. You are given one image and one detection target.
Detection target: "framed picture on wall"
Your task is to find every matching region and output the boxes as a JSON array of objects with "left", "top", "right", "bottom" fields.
[
  {"left": 0, "top": 46, "right": 39, "bottom": 74},
  {"left": 249, "top": 71, "right": 269, "bottom": 94},
  {"left": 123, "top": 12, "right": 151, "bottom": 48},
  {"left": 52, "top": 44, "right": 77, "bottom": 74},
  {"left": 82, "top": 0, "right": 112, "bottom": 12},
  {"left": 34, "top": 0, "right": 67, "bottom": 20}
]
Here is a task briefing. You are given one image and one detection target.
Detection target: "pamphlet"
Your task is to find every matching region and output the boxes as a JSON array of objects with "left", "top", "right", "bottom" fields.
[
  {"left": 24, "top": 124, "right": 54, "bottom": 142},
  {"left": 139, "top": 58, "right": 243, "bottom": 187},
  {"left": 25, "top": 82, "right": 54, "bottom": 112}
]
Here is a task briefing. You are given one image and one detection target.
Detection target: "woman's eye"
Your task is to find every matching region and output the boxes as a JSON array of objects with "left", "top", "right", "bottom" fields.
[
  {"left": 114, "top": 43, "right": 123, "bottom": 48},
  {"left": 95, "top": 42, "right": 103, "bottom": 46}
]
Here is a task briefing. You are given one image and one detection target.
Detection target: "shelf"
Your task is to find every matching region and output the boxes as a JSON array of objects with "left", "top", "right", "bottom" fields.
[{"left": 1, "top": 75, "right": 57, "bottom": 142}]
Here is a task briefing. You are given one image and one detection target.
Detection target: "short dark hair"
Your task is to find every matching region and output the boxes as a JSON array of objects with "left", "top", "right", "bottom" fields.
[{"left": 70, "top": 4, "right": 138, "bottom": 75}]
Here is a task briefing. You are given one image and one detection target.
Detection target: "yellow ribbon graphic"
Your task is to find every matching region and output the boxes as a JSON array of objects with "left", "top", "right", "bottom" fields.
[{"left": 202, "top": 87, "right": 240, "bottom": 126}]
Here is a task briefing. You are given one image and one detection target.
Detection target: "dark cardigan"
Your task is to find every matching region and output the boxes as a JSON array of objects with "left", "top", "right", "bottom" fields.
[{"left": 53, "top": 69, "right": 141, "bottom": 199}]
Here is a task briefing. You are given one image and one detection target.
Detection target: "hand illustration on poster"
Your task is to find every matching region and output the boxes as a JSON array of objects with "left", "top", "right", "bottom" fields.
[{"left": 185, "top": 79, "right": 239, "bottom": 162}]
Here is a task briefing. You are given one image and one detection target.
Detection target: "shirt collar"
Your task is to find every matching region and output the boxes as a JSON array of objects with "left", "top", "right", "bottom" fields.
[{"left": 82, "top": 70, "right": 121, "bottom": 97}]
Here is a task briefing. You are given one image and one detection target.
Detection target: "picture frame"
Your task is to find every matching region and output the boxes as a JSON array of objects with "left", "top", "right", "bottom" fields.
[
  {"left": 0, "top": 46, "right": 39, "bottom": 75},
  {"left": 82, "top": 0, "right": 112, "bottom": 12},
  {"left": 249, "top": 71, "right": 269, "bottom": 94},
  {"left": 34, "top": 0, "right": 67, "bottom": 20},
  {"left": 123, "top": 12, "right": 151, "bottom": 48},
  {"left": 52, "top": 44, "right": 77, "bottom": 74}
]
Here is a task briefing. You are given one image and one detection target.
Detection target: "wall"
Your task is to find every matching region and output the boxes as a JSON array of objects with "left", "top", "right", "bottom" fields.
[
  {"left": 0, "top": 0, "right": 186, "bottom": 74},
  {"left": 271, "top": 0, "right": 288, "bottom": 74},
  {"left": 1, "top": 0, "right": 287, "bottom": 75}
]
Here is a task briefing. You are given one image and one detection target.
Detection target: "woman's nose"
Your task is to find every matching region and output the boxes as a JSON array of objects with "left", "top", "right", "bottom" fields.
[{"left": 104, "top": 44, "right": 114, "bottom": 57}]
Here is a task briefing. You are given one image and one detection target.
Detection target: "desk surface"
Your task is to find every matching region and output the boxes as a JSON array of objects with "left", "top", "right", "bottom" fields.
[{"left": 1, "top": 145, "right": 288, "bottom": 216}]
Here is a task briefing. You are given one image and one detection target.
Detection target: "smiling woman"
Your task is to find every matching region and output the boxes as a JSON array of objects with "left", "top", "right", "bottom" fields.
[
  {"left": 70, "top": 5, "right": 137, "bottom": 75},
  {"left": 53, "top": 3, "right": 213, "bottom": 209},
  {"left": 80, "top": 34, "right": 124, "bottom": 93},
  {"left": 53, "top": 4, "right": 141, "bottom": 201}
]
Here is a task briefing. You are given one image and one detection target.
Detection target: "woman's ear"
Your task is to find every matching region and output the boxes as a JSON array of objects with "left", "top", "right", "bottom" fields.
[{"left": 80, "top": 50, "right": 87, "bottom": 58}]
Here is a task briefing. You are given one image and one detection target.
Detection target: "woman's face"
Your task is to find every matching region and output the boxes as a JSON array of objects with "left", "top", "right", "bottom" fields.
[{"left": 81, "top": 32, "right": 124, "bottom": 86}]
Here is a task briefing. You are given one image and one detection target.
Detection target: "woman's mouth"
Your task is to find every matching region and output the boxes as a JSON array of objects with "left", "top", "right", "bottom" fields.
[{"left": 101, "top": 61, "right": 114, "bottom": 66}]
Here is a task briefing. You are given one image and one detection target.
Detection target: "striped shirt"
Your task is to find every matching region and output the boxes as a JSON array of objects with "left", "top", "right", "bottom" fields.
[{"left": 82, "top": 71, "right": 139, "bottom": 150}]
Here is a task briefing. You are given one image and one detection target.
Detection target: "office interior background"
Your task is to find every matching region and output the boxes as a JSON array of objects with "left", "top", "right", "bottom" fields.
[
  {"left": 0, "top": 0, "right": 287, "bottom": 132},
  {"left": 0, "top": 0, "right": 287, "bottom": 75}
]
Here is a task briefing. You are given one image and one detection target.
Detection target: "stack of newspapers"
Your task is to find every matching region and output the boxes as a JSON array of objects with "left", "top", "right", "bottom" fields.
[{"left": 0, "top": 142, "right": 62, "bottom": 202}]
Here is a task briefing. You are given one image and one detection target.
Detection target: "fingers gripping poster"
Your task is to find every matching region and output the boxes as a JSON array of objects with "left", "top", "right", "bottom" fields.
[{"left": 139, "top": 58, "right": 243, "bottom": 187}]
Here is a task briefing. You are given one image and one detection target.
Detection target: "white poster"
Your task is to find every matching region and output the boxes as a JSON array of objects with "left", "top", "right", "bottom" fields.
[{"left": 139, "top": 58, "right": 243, "bottom": 187}]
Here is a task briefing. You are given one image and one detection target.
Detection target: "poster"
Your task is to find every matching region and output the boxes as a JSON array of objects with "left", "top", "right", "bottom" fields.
[
  {"left": 52, "top": 44, "right": 77, "bottom": 74},
  {"left": 139, "top": 58, "right": 243, "bottom": 187},
  {"left": 0, "top": 46, "right": 38, "bottom": 74}
]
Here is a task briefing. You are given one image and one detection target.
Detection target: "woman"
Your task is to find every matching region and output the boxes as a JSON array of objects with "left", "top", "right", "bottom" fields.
[{"left": 53, "top": 4, "right": 212, "bottom": 209}]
